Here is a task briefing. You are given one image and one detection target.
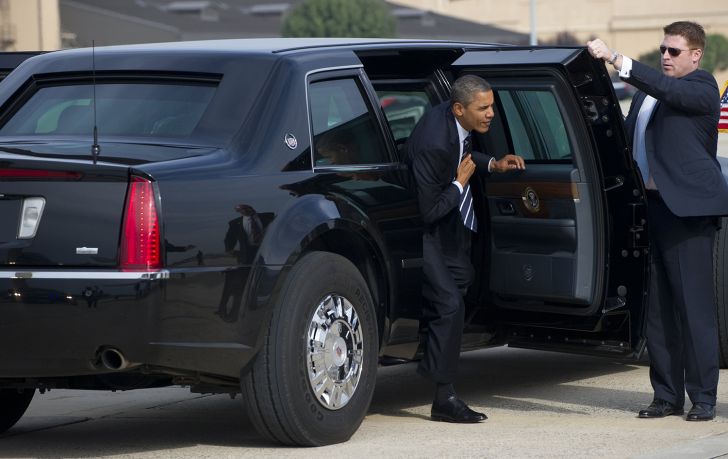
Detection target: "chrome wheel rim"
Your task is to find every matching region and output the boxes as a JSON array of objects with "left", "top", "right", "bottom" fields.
[{"left": 306, "top": 293, "right": 364, "bottom": 410}]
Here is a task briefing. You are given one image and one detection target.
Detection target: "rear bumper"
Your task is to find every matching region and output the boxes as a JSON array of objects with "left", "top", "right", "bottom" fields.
[
  {"left": 0, "top": 270, "right": 170, "bottom": 280},
  {"left": 0, "top": 269, "right": 257, "bottom": 380}
]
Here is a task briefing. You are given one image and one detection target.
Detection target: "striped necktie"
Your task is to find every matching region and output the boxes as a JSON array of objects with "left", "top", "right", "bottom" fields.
[{"left": 459, "top": 135, "right": 477, "bottom": 232}]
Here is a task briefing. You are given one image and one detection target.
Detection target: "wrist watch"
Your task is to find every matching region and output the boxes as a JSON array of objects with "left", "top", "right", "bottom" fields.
[{"left": 607, "top": 51, "right": 620, "bottom": 65}]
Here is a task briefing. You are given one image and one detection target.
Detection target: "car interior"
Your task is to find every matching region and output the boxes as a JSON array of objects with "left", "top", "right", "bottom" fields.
[{"left": 358, "top": 48, "right": 606, "bottom": 319}]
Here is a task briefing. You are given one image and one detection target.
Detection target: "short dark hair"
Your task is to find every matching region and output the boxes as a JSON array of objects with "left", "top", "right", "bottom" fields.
[
  {"left": 451, "top": 75, "right": 491, "bottom": 107},
  {"left": 664, "top": 21, "right": 706, "bottom": 50}
]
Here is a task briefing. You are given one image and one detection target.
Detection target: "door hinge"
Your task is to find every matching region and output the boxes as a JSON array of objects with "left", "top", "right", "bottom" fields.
[
  {"left": 582, "top": 97, "right": 599, "bottom": 123},
  {"left": 602, "top": 296, "right": 626, "bottom": 313},
  {"left": 629, "top": 202, "right": 648, "bottom": 249},
  {"left": 603, "top": 175, "right": 624, "bottom": 192}
]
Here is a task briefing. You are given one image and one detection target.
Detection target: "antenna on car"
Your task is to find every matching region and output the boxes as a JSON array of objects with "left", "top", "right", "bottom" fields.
[{"left": 91, "top": 40, "right": 100, "bottom": 165}]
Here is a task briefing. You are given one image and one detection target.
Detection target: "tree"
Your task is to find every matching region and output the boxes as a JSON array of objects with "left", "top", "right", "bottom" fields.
[
  {"left": 282, "top": 0, "right": 396, "bottom": 38},
  {"left": 637, "top": 33, "right": 728, "bottom": 73},
  {"left": 702, "top": 33, "right": 728, "bottom": 74},
  {"left": 541, "top": 31, "right": 580, "bottom": 46},
  {"left": 636, "top": 48, "right": 661, "bottom": 71}
]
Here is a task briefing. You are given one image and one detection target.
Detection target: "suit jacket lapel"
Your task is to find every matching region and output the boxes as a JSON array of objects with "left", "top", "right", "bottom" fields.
[{"left": 444, "top": 105, "right": 460, "bottom": 178}]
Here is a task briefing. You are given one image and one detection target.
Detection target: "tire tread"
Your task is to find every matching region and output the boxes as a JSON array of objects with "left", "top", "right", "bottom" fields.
[
  {"left": 242, "top": 261, "right": 300, "bottom": 444},
  {"left": 0, "top": 389, "right": 34, "bottom": 434}
]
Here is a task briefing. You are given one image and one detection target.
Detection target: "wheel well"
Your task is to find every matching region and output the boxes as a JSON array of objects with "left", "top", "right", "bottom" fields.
[{"left": 305, "top": 229, "right": 388, "bottom": 347}]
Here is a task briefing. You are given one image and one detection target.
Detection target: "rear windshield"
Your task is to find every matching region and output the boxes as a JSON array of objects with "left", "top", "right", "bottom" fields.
[{"left": 0, "top": 83, "right": 216, "bottom": 139}]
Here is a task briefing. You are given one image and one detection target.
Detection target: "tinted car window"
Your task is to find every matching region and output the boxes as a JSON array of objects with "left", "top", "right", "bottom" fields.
[
  {"left": 0, "top": 83, "right": 216, "bottom": 139},
  {"left": 497, "top": 89, "right": 572, "bottom": 161},
  {"left": 310, "top": 78, "right": 389, "bottom": 166},
  {"left": 376, "top": 90, "right": 431, "bottom": 142}
]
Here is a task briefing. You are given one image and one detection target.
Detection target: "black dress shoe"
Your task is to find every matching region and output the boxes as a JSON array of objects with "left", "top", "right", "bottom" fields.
[
  {"left": 686, "top": 403, "right": 715, "bottom": 421},
  {"left": 431, "top": 396, "right": 487, "bottom": 423},
  {"left": 638, "top": 399, "right": 684, "bottom": 418}
]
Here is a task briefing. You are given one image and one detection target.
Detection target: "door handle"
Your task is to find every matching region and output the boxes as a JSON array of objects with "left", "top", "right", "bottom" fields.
[{"left": 496, "top": 200, "right": 516, "bottom": 216}]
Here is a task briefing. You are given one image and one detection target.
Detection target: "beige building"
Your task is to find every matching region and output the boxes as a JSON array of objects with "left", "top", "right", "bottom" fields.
[
  {"left": 0, "top": 0, "right": 60, "bottom": 51},
  {"left": 391, "top": 0, "right": 728, "bottom": 83},
  {"left": 0, "top": 0, "right": 726, "bottom": 82}
]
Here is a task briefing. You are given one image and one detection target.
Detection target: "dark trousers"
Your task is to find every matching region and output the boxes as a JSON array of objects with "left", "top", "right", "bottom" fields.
[
  {"left": 646, "top": 193, "right": 719, "bottom": 406},
  {"left": 418, "top": 221, "right": 474, "bottom": 384}
]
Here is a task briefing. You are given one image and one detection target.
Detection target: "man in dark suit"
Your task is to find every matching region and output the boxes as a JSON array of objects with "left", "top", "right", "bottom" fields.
[
  {"left": 217, "top": 204, "right": 263, "bottom": 320},
  {"left": 403, "top": 75, "right": 525, "bottom": 423},
  {"left": 589, "top": 21, "right": 728, "bottom": 421}
]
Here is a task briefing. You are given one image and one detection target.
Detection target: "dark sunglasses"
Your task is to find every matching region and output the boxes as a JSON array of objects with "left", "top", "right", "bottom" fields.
[{"left": 659, "top": 45, "right": 696, "bottom": 57}]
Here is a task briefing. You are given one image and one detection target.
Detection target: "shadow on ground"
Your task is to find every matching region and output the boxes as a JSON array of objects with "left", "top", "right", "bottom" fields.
[{"left": 1, "top": 347, "right": 721, "bottom": 457}]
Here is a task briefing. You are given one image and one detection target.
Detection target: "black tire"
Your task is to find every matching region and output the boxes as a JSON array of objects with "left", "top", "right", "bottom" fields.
[
  {"left": 716, "top": 217, "right": 728, "bottom": 369},
  {"left": 242, "top": 251, "right": 378, "bottom": 446},
  {"left": 0, "top": 388, "right": 34, "bottom": 434}
]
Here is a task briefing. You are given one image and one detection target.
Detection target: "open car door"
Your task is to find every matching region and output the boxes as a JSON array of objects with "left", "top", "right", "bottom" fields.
[{"left": 452, "top": 47, "right": 649, "bottom": 359}]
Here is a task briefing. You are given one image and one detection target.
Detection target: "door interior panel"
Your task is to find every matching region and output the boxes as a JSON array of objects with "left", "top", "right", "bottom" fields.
[
  {"left": 474, "top": 79, "right": 598, "bottom": 309},
  {"left": 486, "top": 174, "right": 589, "bottom": 304}
]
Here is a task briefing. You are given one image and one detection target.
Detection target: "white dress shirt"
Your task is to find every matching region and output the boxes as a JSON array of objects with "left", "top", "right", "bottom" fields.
[
  {"left": 620, "top": 56, "right": 658, "bottom": 190},
  {"left": 451, "top": 119, "right": 494, "bottom": 193}
]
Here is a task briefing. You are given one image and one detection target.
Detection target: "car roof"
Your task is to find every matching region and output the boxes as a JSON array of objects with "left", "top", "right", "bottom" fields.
[
  {"left": 6, "top": 38, "right": 500, "bottom": 77},
  {"left": 57, "top": 38, "right": 498, "bottom": 57}
]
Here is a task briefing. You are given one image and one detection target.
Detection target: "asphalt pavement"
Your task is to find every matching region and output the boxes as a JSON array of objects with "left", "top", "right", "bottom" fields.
[{"left": 1, "top": 347, "right": 728, "bottom": 458}]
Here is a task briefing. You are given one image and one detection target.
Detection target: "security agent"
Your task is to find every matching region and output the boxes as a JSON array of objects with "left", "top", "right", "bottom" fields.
[{"left": 589, "top": 21, "right": 728, "bottom": 422}]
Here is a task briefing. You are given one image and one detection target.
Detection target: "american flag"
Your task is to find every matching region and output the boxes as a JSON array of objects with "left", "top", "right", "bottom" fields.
[{"left": 720, "top": 80, "right": 728, "bottom": 133}]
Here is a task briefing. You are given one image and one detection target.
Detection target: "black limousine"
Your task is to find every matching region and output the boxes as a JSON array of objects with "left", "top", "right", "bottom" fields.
[{"left": 0, "top": 39, "right": 726, "bottom": 446}]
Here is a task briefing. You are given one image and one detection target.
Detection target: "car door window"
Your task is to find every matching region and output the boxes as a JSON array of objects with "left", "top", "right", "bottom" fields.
[
  {"left": 309, "top": 78, "right": 389, "bottom": 167},
  {"left": 376, "top": 90, "right": 431, "bottom": 142},
  {"left": 496, "top": 89, "right": 573, "bottom": 162}
]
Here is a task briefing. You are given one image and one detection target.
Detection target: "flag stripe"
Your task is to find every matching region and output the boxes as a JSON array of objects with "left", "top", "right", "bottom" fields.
[{"left": 720, "top": 79, "right": 727, "bottom": 134}]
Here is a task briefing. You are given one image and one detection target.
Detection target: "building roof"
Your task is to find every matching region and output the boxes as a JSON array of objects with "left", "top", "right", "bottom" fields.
[{"left": 59, "top": 0, "right": 528, "bottom": 46}]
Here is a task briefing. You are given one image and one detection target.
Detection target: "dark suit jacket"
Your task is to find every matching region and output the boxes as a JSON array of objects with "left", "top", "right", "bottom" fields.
[
  {"left": 403, "top": 102, "right": 493, "bottom": 250},
  {"left": 623, "top": 60, "right": 728, "bottom": 217},
  {"left": 224, "top": 216, "right": 261, "bottom": 264}
]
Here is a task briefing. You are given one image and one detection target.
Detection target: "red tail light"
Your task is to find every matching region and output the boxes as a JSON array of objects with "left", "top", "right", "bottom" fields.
[
  {"left": 0, "top": 168, "right": 82, "bottom": 180},
  {"left": 120, "top": 176, "right": 162, "bottom": 271}
]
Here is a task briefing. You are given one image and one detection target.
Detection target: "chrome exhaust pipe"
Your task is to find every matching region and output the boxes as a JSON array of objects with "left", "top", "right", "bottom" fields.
[{"left": 99, "top": 347, "right": 129, "bottom": 371}]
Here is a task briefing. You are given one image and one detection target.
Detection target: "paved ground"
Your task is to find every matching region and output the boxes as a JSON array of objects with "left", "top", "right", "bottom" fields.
[{"left": 2, "top": 347, "right": 728, "bottom": 458}]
